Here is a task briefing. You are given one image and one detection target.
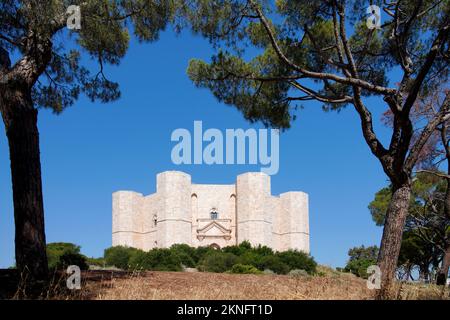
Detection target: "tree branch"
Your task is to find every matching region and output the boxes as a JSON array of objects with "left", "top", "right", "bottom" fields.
[
  {"left": 402, "top": 19, "right": 450, "bottom": 114},
  {"left": 249, "top": 0, "right": 397, "bottom": 96},
  {"left": 406, "top": 92, "right": 450, "bottom": 171}
]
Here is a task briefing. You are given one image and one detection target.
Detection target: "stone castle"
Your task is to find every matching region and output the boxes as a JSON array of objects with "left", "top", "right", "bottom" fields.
[{"left": 112, "top": 171, "right": 309, "bottom": 252}]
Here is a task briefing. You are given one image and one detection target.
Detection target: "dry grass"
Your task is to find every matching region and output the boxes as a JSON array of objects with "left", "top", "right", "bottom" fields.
[
  {"left": 91, "top": 270, "right": 450, "bottom": 300},
  {"left": 2, "top": 269, "right": 448, "bottom": 300},
  {"left": 394, "top": 282, "right": 450, "bottom": 300},
  {"left": 92, "top": 271, "right": 374, "bottom": 300}
]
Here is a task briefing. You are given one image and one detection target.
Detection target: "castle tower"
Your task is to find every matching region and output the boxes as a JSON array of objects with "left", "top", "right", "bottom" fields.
[
  {"left": 236, "top": 172, "right": 272, "bottom": 247},
  {"left": 280, "top": 192, "right": 309, "bottom": 253},
  {"left": 112, "top": 171, "right": 309, "bottom": 253},
  {"left": 156, "top": 171, "right": 192, "bottom": 247},
  {"left": 112, "top": 191, "right": 144, "bottom": 248}
]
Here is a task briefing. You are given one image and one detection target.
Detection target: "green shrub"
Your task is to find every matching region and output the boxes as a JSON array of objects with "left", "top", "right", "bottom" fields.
[
  {"left": 47, "top": 242, "right": 81, "bottom": 270},
  {"left": 86, "top": 257, "right": 105, "bottom": 267},
  {"left": 237, "top": 240, "right": 252, "bottom": 250},
  {"left": 237, "top": 251, "right": 263, "bottom": 267},
  {"left": 222, "top": 241, "right": 252, "bottom": 256},
  {"left": 253, "top": 245, "right": 274, "bottom": 256},
  {"left": 344, "top": 258, "right": 375, "bottom": 279},
  {"left": 228, "top": 264, "right": 262, "bottom": 274},
  {"left": 104, "top": 246, "right": 142, "bottom": 270},
  {"left": 258, "top": 255, "right": 290, "bottom": 274},
  {"left": 193, "top": 246, "right": 216, "bottom": 262},
  {"left": 343, "top": 245, "right": 378, "bottom": 279},
  {"left": 222, "top": 242, "right": 282, "bottom": 273},
  {"left": 174, "top": 251, "right": 196, "bottom": 268},
  {"left": 46, "top": 242, "right": 92, "bottom": 271},
  {"left": 198, "top": 251, "right": 238, "bottom": 273},
  {"left": 101, "top": 242, "right": 319, "bottom": 275},
  {"left": 276, "top": 250, "right": 317, "bottom": 274},
  {"left": 222, "top": 245, "right": 243, "bottom": 256},
  {"left": 56, "top": 252, "right": 89, "bottom": 270},
  {"left": 170, "top": 244, "right": 197, "bottom": 267},
  {"left": 129, "top": 248, "right": 183, "bottom": 271},
  {"left": 127, "top": 250, "right": 147, "bottom": 270}
]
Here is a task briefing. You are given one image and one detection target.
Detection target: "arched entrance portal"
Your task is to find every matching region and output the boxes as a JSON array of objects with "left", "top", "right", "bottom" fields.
[{"left": 210, "top": 243, "right": 221, "bottom": 250}]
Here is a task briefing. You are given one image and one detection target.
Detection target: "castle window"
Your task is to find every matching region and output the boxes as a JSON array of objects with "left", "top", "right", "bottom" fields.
[
  {"left": 210, "top": 209, "right": 218, "bottom": 220},
  {"left": 153, "top": 215, "right": 157, "bottom": 227}
]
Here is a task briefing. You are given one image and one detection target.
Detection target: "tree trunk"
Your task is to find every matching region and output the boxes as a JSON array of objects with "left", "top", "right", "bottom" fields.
[
  {"left": 376, "top": 183, "right": 411, "bottom": 299},
  {"left": 419, "top": 265, "right": 430, "bottom": 283},
  {"left": 436, "top": 164, "right": 450, "bottom": 286},
  {"left": 0, "top": 87, "right": 48, "bottom": 281},
  {"left": 406, "top": 265, "right": 413, "bottom": 281},
  {"left": 405, "top": 264, "right": 412, "bottom": 281},
  {"left": 436, "top": 244, "right": 450, "bottom": 285}
]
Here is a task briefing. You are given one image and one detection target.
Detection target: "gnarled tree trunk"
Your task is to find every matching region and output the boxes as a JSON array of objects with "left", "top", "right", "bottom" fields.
[
  {"left": 0, "top": 87, "right": 48, "bottom": 281},
  {"left": 436, "top": 173, "right": 450, "bottom": 285},
  {"left": 377, "top": 183, "right": 411, "bottom": 299}
]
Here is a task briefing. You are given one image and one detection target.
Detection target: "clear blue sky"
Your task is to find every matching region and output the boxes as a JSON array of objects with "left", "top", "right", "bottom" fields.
[{"left": 0, "top": 29, "right": 395, "bottom": 268}]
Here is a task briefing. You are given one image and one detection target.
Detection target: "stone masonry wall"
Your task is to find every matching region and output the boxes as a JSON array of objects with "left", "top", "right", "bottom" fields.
[{"left": 112, "top": 171, "right": 310, "bottom": 253}]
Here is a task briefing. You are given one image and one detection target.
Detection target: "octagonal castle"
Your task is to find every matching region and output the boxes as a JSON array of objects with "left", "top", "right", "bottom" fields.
[{"left": 112, "top": 171, "right": 309, "bottom": 253}]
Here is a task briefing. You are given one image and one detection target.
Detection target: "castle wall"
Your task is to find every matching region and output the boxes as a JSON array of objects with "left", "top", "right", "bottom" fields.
[
  {"left": 141, "top": 193, "right": 159, "bottom": 250},
  {"left": 112, "top": 171, "right": 309, "bottom": 254},
  {"left": 280, "top": 192, "right": 309, "bottom": 253},
  {"left": 269, "top": 196, "right": 284, "bottom": 251},
  {"left": 112, "top": 191, "right": 144, "bottom": 248},
  {"left": 191, "top": 184, "right": 236, "bottom": 248},
  {"left": 156, "top": 171, "right": 192, "bottom": 248},
  {"left": 236, "top": 172, "right": 272, "bottom": 248}
]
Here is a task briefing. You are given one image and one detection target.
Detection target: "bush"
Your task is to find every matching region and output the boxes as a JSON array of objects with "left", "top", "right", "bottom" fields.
[
  {"left": 344, "top": 245, "right": 378, "bottom": 279},
  {"left": 46, "top": 242, "right": 92, "bottom": 271},
  {"left": 253, "top": 245, "right": 274, "bottom": 256},
  {"left": 228, "top": 264, "right": 262, "bottom": 274},
  {"left": 193, "top": 246, "right": 215, "bottom": 263},
  {"left": 47, "top": 242, "right": 81, "bottom": 270},
  {"left": 86, "top": 257, "right": 105, "bottom": 267},
  {"left": 101, "top": 242, "right": 318, "bottom": 275},
  {"left": 258, "top": 255, "right": 290, "bottom": 275},
  {"left": 104, "top": 246, "right": 142, "bottom": 270},
  {"left": 222, "top": 242, "right": 288, "bottom": 275},
  {"left": 56, "top": 252, "right": 89, "bottom": 270},
  {"left": 276, "top": 250, "right": 317, "bottom": 274},
  {"left": 344, "top": 258, "right": 375, "bottom": 279},
  {"left": 170, "top": 244, "right": 197, "bottom": 267},
  {"left": 129, "top": 248, "right": 183, "bottom": 271},
  {"left": 198, "top": 251, "right": 238, "bottom": 273},
  {"left": 237, "top": 251, "right": 263, "bottom": 267},
  {"left": 127, "top": 250, "right": 147, "bottom": 270},
  {"left": 222, "top": 241, "right": 252, "bottom": 256}
]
